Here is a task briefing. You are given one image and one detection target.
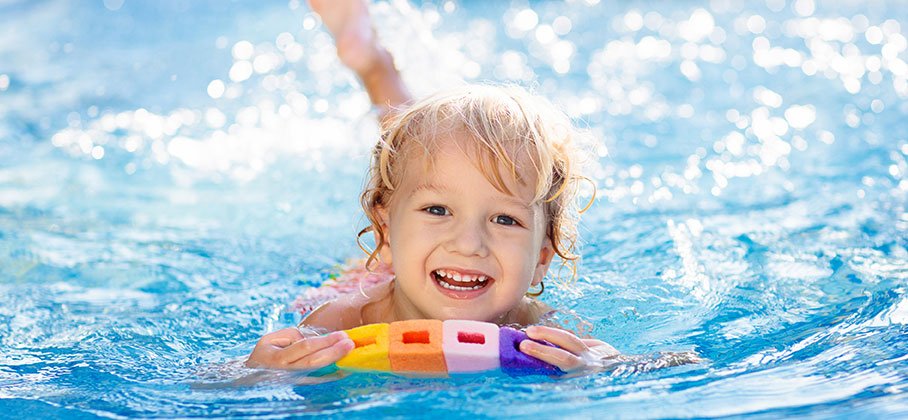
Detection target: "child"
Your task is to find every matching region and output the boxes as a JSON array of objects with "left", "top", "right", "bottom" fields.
[{"left": 246, "top": 0, "right": 621, "bottom": 374}]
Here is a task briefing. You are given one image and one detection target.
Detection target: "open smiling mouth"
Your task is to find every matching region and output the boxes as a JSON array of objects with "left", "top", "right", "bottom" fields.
[{"left": 431, "top": 269, "right": 492, "bottom": 291}]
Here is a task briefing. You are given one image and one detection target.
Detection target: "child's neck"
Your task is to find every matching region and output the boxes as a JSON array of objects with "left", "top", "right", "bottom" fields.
[{"left": 387, "top": 278, "right": 432, "bottom": 321}]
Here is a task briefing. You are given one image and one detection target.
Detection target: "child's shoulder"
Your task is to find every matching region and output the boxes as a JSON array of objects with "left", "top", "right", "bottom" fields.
[
  {"left": 294, "top": 260, "right": 395, "bottom": 330},
  {"left": 300, "top": 299, "right": 357, "bottom": 331},
  {"left": 507, "top": 297, "right": 555, "bottom": 326},
  {"left": 510, "top": 298, "right": 595, "bottom": 337},
  {"left": 300, "top": 276, "right": 395, "bottom": 331}
]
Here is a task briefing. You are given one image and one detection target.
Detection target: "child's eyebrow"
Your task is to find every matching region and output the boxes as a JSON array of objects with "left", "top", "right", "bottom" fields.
[
  {"left": 413, "top": 183, "right": 448, "bottom": 193},
  {"left": 413, "top": 183, "right": 533, "bottom": 212}
]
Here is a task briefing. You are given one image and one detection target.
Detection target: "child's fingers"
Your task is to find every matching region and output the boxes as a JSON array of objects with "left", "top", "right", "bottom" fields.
[
  {"left": 266, "top": 327, "right": 305, "bottom": 343},
  {"left": 525, "top": 326, "right": 588, "bottom": 356},
  {"left": 269, "top": 337, "right": 294, "bottom": 347},
  {"left": 286, "top": 337, "right": 355, "bottom": 370},
  {"left": 519, "top": 340, "right": 585, "bottom": 372},
  {"left": 279, "top": 331, "right": 349, "bottom": 366},
  {"left": 269, "top": 332, "right": 347, "bottom": 369},
  {"left": 582, "top": 339, "right": 620, "bottom": 357}
]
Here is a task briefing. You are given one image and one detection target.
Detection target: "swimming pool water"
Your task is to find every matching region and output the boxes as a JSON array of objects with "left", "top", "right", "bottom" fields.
[{"left": 1, "top": 0, "right": 907, "bottom": 417}]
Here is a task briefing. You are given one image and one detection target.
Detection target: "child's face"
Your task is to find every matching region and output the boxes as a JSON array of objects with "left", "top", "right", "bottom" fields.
[{"left": 377, "top": 135, "right": 554, "bottom": 322}]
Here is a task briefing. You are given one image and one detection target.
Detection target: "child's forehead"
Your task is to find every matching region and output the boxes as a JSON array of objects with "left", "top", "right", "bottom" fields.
[
  {"left": 403, "top": 133, "right": 540, "bottom": 195},
  {"left": 414, "top": 133, "right": 536, "bottom": 171},
  {"left": 420, "top": 131, "right": 534, "bottom": 169}
]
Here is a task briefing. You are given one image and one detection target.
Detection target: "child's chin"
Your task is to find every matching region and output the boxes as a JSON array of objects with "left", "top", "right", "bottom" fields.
[{"left": 433, "top": 308, "right": 490, "bottom": 322}]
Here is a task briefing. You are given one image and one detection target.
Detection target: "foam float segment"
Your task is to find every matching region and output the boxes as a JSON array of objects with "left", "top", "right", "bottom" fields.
[
  {"left": 498, "top": 327, "right": 563, "bottom": 376},
  {"left": 388, "top": 319, "right": 447, "bottom": 374},
  {"left": 336, "top": 323, "right": 391, "bottom": 371},
  {"left": 442, "top": 320, "right": 500, "bottom": 373}
]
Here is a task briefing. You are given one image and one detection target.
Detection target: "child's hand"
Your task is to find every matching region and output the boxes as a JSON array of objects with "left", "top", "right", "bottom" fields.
[
  {"left": 245, "top": 327, "right": 355, "bottom": 370},
  {"left": 519, "top": 326, "right": 620, "bottom": 373}
]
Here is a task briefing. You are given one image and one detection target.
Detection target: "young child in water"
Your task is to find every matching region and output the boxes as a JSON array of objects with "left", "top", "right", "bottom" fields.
[{"left": 246, "top": 0, "right": 619, "bottom": 373}]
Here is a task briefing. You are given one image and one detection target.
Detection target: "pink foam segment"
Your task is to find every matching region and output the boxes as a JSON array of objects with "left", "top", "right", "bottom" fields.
[{"left": 442, "top": 320, "right": 501, "bottom": 373}]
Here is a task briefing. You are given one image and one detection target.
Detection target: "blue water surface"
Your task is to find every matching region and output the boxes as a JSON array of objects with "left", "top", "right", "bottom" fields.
[{"left": 1, "top": 0, "right": 907, "bottom": 418}]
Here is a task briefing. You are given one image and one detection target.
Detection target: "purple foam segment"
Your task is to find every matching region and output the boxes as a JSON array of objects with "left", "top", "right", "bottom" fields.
[{"left": 498, "top": 327, "right": 564, "bottom": 376}]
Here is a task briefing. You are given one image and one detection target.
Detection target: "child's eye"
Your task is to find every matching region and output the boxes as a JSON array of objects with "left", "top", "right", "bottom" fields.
[
  {"left": 493, "top": 215, "right": 519, "bottom": 226},
  {"left": 424, "top": 206, "right": 449, "bottom": 216}
]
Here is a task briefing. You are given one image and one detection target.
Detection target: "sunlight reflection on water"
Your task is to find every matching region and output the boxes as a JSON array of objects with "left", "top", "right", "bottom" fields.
[{"left": 0, "top": 0, "right": 907, "bottom": 417}]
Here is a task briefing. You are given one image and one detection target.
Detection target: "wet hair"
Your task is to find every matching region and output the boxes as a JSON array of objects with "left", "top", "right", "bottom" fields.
[{"left": 357, "top": 84, "right": 593, "bottom": 282}]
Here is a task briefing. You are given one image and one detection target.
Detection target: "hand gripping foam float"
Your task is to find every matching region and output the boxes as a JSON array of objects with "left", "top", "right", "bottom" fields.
[
  {"left": 498, "top": 327, "right": 563, "bottom": 376},
  {"left": 335, "top": 320, "right": 562, "bottom": 376}
]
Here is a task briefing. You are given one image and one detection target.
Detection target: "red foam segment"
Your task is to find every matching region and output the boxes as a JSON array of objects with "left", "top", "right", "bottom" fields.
[
  {"left": 457, "top": 331, "right": 486, "bottom": 345},
  {"left": 403, "top": 330, "right": 430, "bottom": 344}
]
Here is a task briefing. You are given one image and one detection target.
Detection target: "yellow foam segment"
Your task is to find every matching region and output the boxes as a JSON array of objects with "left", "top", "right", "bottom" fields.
[
  {"left": 388, "top": 319, "right": 447, "bottom": 373},
  {"left": 336, "top": 323, "right": 391, "bottom": 371}
]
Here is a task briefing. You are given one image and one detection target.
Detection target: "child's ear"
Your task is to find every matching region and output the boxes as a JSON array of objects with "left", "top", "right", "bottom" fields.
[
  {"left": 531, "top": 241, "right": 555, "bottom": 286},
  {"left": 375, "top": 205, "right": 393, "bottom": 266}
]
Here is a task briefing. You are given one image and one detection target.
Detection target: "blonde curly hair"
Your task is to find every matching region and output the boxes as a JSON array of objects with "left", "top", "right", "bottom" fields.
[{"left": 357, "top": 84, "right": 593, "bottom": 283}]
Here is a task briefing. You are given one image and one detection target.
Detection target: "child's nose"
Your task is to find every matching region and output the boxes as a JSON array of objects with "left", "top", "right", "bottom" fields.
[{"left": 444, "top": 219, "right": 489, "bottom": 258}]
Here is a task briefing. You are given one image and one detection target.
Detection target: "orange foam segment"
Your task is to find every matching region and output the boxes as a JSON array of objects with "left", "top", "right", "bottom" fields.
[{"left": 388, "top": 319, "right": 447, "bottom": 373}]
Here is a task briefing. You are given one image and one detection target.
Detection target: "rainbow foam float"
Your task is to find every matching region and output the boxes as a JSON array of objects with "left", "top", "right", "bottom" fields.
[{"left": 335, "top": 319, "right": 563, "bottom": 376}]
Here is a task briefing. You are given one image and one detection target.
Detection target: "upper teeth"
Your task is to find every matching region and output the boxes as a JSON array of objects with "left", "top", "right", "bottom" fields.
[{"left": 435, "top": 269, "right": 487, "bottom": 283}]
